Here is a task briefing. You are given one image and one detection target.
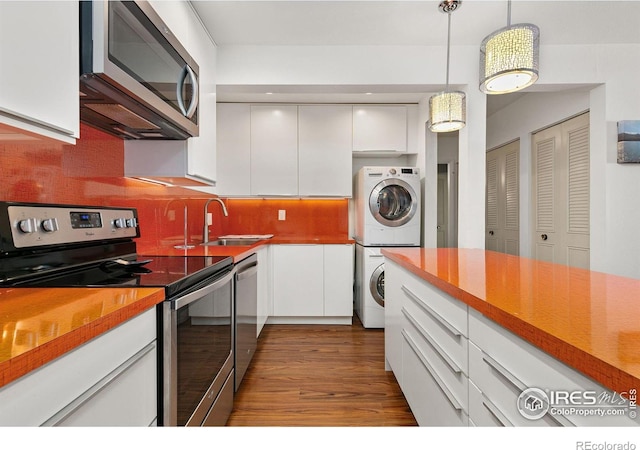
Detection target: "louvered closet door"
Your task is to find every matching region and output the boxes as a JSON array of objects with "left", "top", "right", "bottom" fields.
[
  {"left": 485, "top": 140, "right": 520, "bottom": 255},
  {"left": 532, "top": 113, "right": 590, "bottom": 268}
]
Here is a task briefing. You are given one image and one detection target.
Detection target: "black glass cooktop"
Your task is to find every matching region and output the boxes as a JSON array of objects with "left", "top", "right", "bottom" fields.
[{"left": 3, "top": 255, "right": 233, "bottom": 298}]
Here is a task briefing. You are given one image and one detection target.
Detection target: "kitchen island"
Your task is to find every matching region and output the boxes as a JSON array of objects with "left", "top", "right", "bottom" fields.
[{"left": 382, "top": 247, "right": 640, "bottom": 426}]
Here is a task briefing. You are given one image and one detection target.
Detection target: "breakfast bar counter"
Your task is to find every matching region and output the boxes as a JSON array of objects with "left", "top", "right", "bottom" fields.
[{"left": 381, "top": 247, "right": 640, "bottom": 397}]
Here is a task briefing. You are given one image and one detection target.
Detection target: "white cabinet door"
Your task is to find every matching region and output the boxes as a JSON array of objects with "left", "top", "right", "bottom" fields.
[
  {"left": 250, "top": 105, "right": 299, "bottom": 196},
  {"left": 216, "top": 103, "right": 251, "bottom": 196},
  {"left": 0, "top": 1, "right": 78, "bottom": 143},
  {"left": 323, "top": 244, "right": 354, "bottom": 316},
  {"left": 185, "top": 6, "right": 217, "bottom": 185},
  {"left": 352, "top": 105, "right": 407, "bottom": 153},
  {"left": 298, "top": 105, "right": 352, "bottom": 197},
  {"left": 272, "top": 245, "right": 324, "bottom": 316}
]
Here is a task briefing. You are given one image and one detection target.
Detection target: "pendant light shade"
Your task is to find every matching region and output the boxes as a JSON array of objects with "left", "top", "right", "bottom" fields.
[
  {"left": 429, "top": 0, "right": 465, "bottom": 133},
  {"left": 479, "top": 2, "right": 539, "bottom": 94},
  {"left": 429, "top": 91, "right": 466, "bottom": 133}
]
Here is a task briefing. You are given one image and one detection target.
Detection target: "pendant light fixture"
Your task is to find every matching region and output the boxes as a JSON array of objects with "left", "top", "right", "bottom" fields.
[
  {"left": 479, "top": 0, "right": 539, "bottom": 94},
  {"left": 429, "top": 0, "right": 465, "bottom": 133}
]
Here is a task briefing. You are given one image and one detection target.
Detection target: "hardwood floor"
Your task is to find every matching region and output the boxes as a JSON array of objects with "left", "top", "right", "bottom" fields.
[{"left": 227, "top": 317, "right": 417, "bottom": 426}]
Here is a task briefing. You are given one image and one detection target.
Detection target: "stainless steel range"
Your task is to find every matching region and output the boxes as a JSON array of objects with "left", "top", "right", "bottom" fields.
[{"left": 0, "top": 201, "right": 234, "bottom": 426}]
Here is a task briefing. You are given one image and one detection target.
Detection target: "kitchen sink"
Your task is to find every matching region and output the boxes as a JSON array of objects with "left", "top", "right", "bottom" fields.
[{"left": 201, "top": 238, "right": 263, "bottom": 246}]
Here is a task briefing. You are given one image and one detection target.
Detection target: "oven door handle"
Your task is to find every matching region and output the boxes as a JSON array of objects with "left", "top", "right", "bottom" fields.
[{"left": 173, "top": 270, "right": 234, "bottom": 310}]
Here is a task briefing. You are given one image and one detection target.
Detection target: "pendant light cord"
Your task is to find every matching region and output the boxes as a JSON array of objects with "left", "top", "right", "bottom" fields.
[
  {"left": 507, "top": 0, "right": 512, "bottom": 26},
  {"left": 445, "top": 11, "right": 451, "bottom": 91}
]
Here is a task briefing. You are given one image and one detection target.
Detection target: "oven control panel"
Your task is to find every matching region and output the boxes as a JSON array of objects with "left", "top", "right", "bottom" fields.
[{"left": 5, "top": 204, "right": 139, "bottom": 249}]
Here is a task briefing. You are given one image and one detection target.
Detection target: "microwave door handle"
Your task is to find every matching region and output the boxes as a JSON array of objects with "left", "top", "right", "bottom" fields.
[
  {"left": 184, "top": 65, "right": 199, "bottom": 119},
  {"left": 176, "top": 64, "right": 198, "bottom": 119}
]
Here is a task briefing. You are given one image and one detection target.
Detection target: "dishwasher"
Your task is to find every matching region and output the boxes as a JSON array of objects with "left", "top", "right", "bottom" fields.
[{"left": 234, "top": 253, "right": 259, "bottom": 391}]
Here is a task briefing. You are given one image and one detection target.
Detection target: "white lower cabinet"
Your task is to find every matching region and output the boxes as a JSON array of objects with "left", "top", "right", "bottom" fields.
[
  {"left": 323, "top": 244, "right": 354, "bottom": 316},
  {"left": 385, "top": 261, "right": 640, "bottom": 427},
  {"left": 0, "top": 308, "right": 157, "bottom": 426},
  {"left": 385, "top": 260, "right": 469, "bottom": 426},
  {"left": 270, "top": 244, "right": 353, "bottom": 323},
  {"left": 469, "top": 309, "right": 640, "bottom": 427},
  {"left": 402, "top": 331, "right": 469, "bottom": 426}
]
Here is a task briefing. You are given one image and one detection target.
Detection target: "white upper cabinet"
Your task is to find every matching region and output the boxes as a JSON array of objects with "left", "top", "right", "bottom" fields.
[
  {"left": 298, "top": 105, "right": 352, "bottom": 197},
  {"left": 0, "top": 1, "right": 79, "bottom": 143},
  {"left": 352, "top": 105, "right": 408, "bottom": 154},
  {"left": 125, "top": 2, "right": 217, "bottom": 187},
  {"left": 185, "top": 8, "right": 217, "bottom": 185},
  {"left": 250, "top": 105, "right": 299, "bottom": 196},
  {"left": 216, "top": 103, "right": 251, "bottom": 196},
  {"left": 215, "top": 103, "right": 414, "bottom": 197}
]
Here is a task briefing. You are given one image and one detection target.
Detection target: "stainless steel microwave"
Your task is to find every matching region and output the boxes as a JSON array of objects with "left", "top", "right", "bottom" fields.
[{"left": 80, "top": 0, "right": 199, "bottom": 140}]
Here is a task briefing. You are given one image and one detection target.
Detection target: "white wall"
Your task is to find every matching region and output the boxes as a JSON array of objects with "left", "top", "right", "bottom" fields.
[{"left": 217, "top": 42, "right": 640, "bottom": 278}]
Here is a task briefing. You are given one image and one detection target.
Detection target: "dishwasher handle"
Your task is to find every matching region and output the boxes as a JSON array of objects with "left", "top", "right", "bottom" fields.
[{"left": 236, "top": 262, "right": 258, "bottom": 281}]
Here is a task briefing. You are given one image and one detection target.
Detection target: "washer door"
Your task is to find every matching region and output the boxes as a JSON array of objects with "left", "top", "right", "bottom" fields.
[
  {"left": 369, "top": 178, "right": 418, "bottom": 227},
  {"left": 369, "top": 263, "right": 385, "bottom": 307}
]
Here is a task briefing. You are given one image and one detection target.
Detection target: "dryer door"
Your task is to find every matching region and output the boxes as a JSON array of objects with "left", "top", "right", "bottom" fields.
[
  {"left": 369, "top": 263, "right": 385, "bottom": 307},
  {"left": 369, "top": 178, "right": 418, "bottom": 227}
]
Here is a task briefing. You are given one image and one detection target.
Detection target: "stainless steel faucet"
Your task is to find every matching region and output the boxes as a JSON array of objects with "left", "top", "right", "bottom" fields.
[{"left": 203, "top": 198, "right": 228, "bottom": 244}]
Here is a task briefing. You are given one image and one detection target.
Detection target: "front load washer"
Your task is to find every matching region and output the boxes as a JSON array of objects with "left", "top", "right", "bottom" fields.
[
  {"left": 354, "top": 166, "right": 421, "bottom": 246},
  {"left": 354, "top": 244, "right": 386, "bottom": 328}
]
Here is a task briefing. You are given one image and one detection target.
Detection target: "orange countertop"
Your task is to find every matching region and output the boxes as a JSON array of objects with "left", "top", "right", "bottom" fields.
[
  {"left": 0, "top": 287, "right": 165, "bottom": 389},
  {"left": 381, "top": 247, "right": 640, "bottom": 395},
  {"left": 139, "top": 236, "right": 355, "bottom": 262},
  {"left": 0, "top": 236, "right": 353, "bottom": 389}
]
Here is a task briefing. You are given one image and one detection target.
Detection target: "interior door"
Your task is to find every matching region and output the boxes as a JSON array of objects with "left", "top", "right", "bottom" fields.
[
  {"left": 437, "top": 165, "right": 448, "bottom": 247},
  {"left": 485, "top": 140, "right": 520, "bottom": 255},
  {"left": 532, "top": 113, "right": 590, "bottom": 268}
]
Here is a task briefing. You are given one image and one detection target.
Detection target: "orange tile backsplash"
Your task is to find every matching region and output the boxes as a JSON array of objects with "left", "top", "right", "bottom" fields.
[{"left": 0, "top": 124, "right": 349, "bottom": 252}]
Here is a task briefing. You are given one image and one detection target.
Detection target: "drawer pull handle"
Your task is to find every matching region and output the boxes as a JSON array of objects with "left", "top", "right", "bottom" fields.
[
  {"left": 41, "top": 342, "right": 157, "bottom": 426},
  {"left": 481, "top": 352, "right": 526, "bottom": 392},
  {"left": 481, "top": 352, "right": 576, "bottom": 427},
  {"left": 401, "top": 285, "right": 462, "bottom": 338},
  {"left": 402, "top": 330, "right": 463, "bottom": 412},
  {"left": 402, "top": 308, "right": 462, "bottom": 375},
  {"left": 481, "top": 394, "right": 513, "bottom": 427}
]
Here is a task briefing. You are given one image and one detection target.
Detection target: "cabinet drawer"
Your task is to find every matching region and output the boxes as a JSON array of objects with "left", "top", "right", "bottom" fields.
[
  {"left": 46, "top": 342, "right": 157, "bottom": 426},
  {"left": 403, "top": 312, "right": 468, "bottom": 412},
  {"left": 402, "top": 296, "right": 468, "bottom": 376},
  {"left": 469, "top": 379, "right": 511, "bottom": 427},
  {"left": 396, "top": 267, "right": 467, "bottom": 338},
  {"left": 469, "top": 310, "right": 639, "bottom": 427},
  {"left": 469, "top": 341, "right": 559, "bottom": 427},
  {"left": 401, "top": 332, "right": 468, "bottom": 426}
]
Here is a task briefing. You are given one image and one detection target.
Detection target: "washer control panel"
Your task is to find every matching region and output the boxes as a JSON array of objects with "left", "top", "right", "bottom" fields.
[{"left": 6, "top": 204, "right": 139, "bottom": 249}]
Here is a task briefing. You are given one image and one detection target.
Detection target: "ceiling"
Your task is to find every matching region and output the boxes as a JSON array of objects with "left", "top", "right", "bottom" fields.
[{"left": 191, "top": 0, "right": 640, "bottom": 112}]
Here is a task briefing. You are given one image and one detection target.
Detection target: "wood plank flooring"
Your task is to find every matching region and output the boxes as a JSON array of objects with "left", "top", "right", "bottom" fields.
[{"left": 227, "top": 317, "right": 417, "bottom": 426}]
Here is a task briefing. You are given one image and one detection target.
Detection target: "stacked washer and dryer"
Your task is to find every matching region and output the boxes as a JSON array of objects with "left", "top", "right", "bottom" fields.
[{"left": 353, "top": 166, "right": 421, "bottom": 328}]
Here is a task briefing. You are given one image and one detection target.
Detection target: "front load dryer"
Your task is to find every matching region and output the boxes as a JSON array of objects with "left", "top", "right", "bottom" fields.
[{"left": 354, "top": 166, "right": 421, "bottom": 246}]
